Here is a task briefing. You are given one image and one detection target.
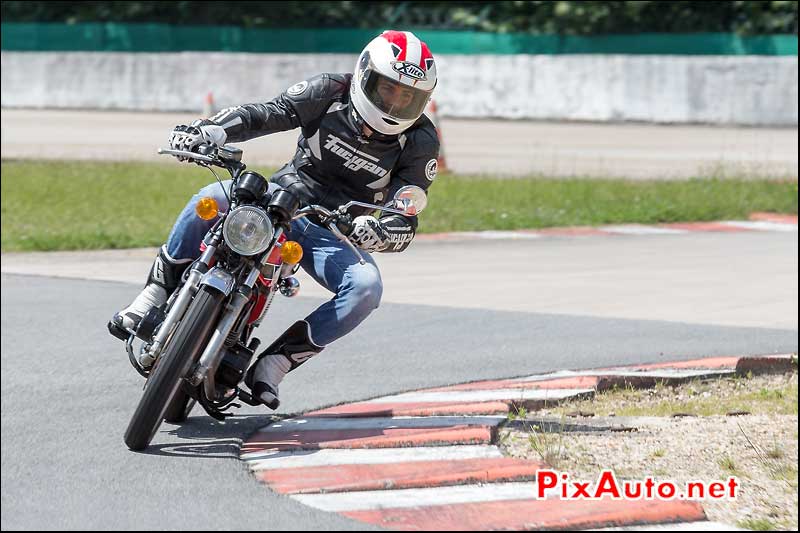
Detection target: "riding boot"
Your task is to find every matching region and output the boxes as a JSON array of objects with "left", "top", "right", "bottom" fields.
[
  {"left": 107, "top": 245, "right": 192, "bottom": 340},
  {"left": 244, "top": 320, "right": 324, "bottom": 409}
]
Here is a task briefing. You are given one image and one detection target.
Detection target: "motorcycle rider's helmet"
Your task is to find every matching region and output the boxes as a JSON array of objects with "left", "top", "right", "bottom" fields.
[{"left": 350, "top": 30, "right": 438, "bottom": 136}]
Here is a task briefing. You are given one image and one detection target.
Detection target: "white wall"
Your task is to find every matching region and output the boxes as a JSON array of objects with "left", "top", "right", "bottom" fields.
[{"left": 2, "top": 51, "right": 796, "bottom": 125}]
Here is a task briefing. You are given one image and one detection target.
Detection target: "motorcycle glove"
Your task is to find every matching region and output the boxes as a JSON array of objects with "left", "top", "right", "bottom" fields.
[
  {"left": 169, "top": 124, "right": 227, "bottom": 159},
  {"left": 348, "top": 215, "right": 388, "bottom": 253},
  {"left": 348, "top": 215, "right": 416, "bottom": 253}
]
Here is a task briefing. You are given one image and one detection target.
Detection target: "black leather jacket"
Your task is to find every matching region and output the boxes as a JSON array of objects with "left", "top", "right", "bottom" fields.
[{"left": 194, "top": 73, "right": 440, "bottom": 252}]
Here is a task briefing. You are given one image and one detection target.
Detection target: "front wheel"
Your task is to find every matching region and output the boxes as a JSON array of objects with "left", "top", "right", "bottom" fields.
[{"left": 124, "top": 286, "right": 224, "bottom": 451}]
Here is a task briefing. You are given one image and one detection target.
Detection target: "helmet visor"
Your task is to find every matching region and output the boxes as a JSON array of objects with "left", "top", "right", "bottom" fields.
[{"left": 362, "top": 70, "right": 430, "bottom": 121}]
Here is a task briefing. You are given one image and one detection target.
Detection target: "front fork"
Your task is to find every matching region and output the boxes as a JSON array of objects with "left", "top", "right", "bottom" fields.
[
  {"left": 188, "top": 228, "right": 286, "bottom": 400},
  {"left": 146, "top": 236, "right": 220, "bottom": 362}
]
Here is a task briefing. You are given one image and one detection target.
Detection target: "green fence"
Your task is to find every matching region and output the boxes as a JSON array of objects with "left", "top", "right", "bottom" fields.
[{"left": 2, "top": 23, "right": 797, "bottom": 55}]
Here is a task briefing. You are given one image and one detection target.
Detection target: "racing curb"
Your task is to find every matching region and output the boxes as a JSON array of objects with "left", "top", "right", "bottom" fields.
[
  {"left": 415, "top": 212, "right": 797, "bottom": 242},
  {"left": 241, "top": 354, "right": 796, "bottom": 531}
]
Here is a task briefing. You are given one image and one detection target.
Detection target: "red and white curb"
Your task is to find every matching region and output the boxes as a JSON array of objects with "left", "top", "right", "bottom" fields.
[
  {"left": 416, "top": 213, "right": 797, "bottom": 242},
  {"left": 241, "top": 354, "right": 794, "bottom": 530}
]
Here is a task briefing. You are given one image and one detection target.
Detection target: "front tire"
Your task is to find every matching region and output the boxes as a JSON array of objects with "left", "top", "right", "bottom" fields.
[{"left": 124, "top": 286, "right": 224, "bottom": 451}]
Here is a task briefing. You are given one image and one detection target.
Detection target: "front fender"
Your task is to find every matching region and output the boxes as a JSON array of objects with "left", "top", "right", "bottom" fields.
[{"left": 199, "top": 267, "right": 235, "bottom": 296}]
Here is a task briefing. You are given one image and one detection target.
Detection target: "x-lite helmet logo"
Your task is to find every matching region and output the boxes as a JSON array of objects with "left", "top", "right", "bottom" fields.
[{"left": 392, "top": 61, "right": 426, "bottom": 80}]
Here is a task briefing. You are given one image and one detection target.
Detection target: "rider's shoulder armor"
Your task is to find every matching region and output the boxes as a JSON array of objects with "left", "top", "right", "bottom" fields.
[{"left": 282, "top": 73, "right": 349, "bottom": 131}]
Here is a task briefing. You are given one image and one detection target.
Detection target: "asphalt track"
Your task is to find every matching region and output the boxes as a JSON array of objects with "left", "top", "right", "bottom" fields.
[
  {"left": 1, "top": 231, "right": 797, "bottom": 530},
  {"left": 2, "top": 109, "right": 797, "bottom": 178}
]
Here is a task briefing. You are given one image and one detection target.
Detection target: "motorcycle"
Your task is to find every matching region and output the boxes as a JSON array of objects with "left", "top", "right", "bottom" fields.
[{"left": 115, "top": 143, "right": 426, "bottom": 451}]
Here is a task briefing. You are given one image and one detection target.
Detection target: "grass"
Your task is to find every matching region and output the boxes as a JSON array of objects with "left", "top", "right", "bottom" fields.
[
  {"left": 1, "top": 159, "right": 797, "bottom": 251},
  {"left": 546, "top": 374, "right": 799, "bottom": 418},
  {"left": 718, "top": 455, "right": 738, "bottom": 475},
  {"left": 423, "top": 173, "right": 797, "bottom": 234},
  {"left": 504, "top": 406, "right": 567, "bottom": 468},
  {"left": 766, "top": 445, "right": 785, "bottom": 460},
  {"left": 737, "top": 423, "right": 799, "bottom": 486},
  {"left": 769, "top": 464, "right": 798, "bottom": 482},
  {"left": 526, "top": 422, "right": 567, "bottom": 468},
  {"left": 737, "top": 518, "right": 778, "bottom": 531},
  {"left": 1, "top": 160, "right": 234, "bottom": 251}
]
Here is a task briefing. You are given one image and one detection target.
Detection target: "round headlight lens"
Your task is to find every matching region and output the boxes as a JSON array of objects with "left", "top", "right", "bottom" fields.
[{"left": 222, "top": 206, "right": 274, "bottom": 256}]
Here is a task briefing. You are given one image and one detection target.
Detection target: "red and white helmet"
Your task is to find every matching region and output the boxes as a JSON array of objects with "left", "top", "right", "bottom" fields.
[{"left": 351, "top": 30, "right": 437, "bottom": 136}]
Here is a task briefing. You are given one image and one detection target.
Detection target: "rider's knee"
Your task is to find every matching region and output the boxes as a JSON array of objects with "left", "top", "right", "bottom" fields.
[{"left": 345, "top": 267, "right": 383, "bottom": 313}]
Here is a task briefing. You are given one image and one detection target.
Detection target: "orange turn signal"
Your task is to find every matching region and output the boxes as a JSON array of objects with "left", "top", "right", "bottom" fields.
[
  {"left": 195, "top": 197, "right": 219, "bottom": 220},
  {"left": 280, "top": 241, "right": 303, "bottom": 265}
]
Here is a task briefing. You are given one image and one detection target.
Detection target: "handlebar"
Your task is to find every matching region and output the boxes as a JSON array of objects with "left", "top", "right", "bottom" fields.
[
  {"left": 158, "top": 146, "right": 244, "bottom": 172},
  {"left": 293, "top": 205, "right": 335, "bottom": 221},
  {"left": 291, "top": 200, "right": 412, "bottom": 265},
  {"left": 161, "top": 146, "right": 416, "bottom": 266}
]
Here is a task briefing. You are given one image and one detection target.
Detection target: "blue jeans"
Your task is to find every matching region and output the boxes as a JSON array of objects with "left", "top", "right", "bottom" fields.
[{"left": 166, "top": 180, "right": 382, "bottom": 347}]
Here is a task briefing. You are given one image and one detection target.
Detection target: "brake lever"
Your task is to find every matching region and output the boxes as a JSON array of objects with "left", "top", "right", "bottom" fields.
[{"left": 157, "top": 148, "right": 217, "bottom": 164}]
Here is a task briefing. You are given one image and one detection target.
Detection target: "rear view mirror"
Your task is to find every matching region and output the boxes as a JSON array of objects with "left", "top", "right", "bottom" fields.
[{"left": 392, "top": 185, "right": 428, "bottom": 216}]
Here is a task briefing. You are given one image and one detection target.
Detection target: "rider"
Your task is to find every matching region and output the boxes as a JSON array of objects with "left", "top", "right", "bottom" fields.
[{"left": 108, "top": 30, "right": 440, "bottom": 409}]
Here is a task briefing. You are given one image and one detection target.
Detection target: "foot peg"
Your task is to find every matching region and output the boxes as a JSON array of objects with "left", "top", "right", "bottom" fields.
[{"left": 107, "top": 318, "right": 131, "bottom": 341}]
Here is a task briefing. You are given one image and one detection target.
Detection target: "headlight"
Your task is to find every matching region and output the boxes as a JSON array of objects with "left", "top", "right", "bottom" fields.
[{"left": 222, "top": 206, "right": 274, "bottom": 256}]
